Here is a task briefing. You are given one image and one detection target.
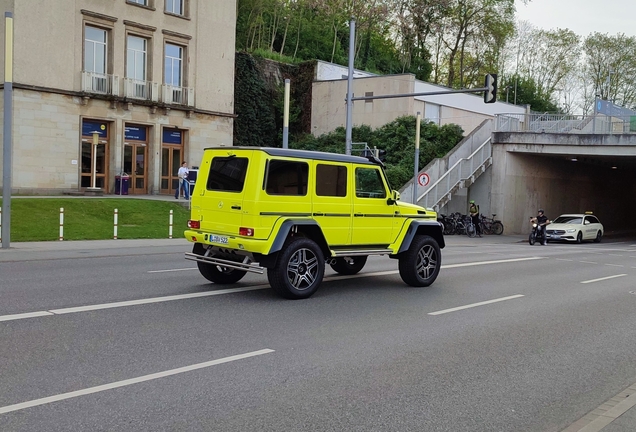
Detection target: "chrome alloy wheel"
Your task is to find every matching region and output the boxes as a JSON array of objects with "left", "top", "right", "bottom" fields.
[
  {"left": 416, "top": 244, "right": 438, "bottom": 280},
  {"left": 286, "top": 247, "right": 319, "bottom": 291}
]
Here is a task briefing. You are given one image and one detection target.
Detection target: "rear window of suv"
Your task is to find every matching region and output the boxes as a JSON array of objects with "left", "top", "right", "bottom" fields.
[{"left": 207, "top": 156, "right": 248, "bottom": 192}]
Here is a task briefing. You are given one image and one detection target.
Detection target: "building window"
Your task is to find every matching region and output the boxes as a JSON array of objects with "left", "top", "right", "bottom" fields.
[
  {"left": 129, "top": 0, "right": 148, "bottom": 5},
  {"left": 127, "top": 36, "right": 147, "bottom": 81},
  {"left": 165, "top": 0, "right": 184, "bottom": 15},
  {"left": 164, "top": 43, "right": 183, "bottom": 86},
  {"left": 84, "top": 26, "right": 107, "bottom": 74}
]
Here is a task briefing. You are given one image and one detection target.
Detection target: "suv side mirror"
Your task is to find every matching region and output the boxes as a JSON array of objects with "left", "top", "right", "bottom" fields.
[{"left": 387, "top": 190, "right": 400, "bottom": 205}]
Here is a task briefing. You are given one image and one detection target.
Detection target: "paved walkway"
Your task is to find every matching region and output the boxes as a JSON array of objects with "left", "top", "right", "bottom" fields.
[{"left": 1, "top": 234, "right": 635, "bottom": 430}]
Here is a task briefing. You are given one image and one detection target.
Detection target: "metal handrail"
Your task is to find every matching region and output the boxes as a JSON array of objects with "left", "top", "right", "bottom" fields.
[{"left": 418, "top": 137, "right": 492, "bottom": 209}]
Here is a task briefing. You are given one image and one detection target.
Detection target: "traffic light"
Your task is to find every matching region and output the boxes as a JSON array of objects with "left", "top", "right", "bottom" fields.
[{"left": 484, "top": 73, "right": 498, "bottom": 104}]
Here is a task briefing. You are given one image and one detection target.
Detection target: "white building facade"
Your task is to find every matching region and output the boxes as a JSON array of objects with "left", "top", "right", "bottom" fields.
[{"left": 0, "top": 0, "right": 236, "bottom": 195}]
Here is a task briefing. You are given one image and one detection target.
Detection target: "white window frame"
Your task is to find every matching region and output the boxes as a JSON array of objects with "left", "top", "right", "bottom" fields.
[
  {"left": 165, "top": 0, "right": 184, "bottom": 15},
  {"left": 84, "top": 26, "right": 107, "bottom": 74},
  {"left": 129, "top": 0, "right": 148, "bottom": 5},
  {"left": 127, "top": 35, "right": 148, "bottom": 81},
  {"left": 164, "top": 43, "right": 183, "bottom": 87}
]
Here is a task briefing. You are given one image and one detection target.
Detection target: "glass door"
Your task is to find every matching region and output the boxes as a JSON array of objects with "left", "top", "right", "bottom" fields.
[
  {"left": 161, "top": 146, "right": 181, "bottom": 195},
  {"left": 80, "top": 120, "right": 109, "bottom": 191},
  {"left": 123, "top": 143, "right": 148, "bottom": 194}
]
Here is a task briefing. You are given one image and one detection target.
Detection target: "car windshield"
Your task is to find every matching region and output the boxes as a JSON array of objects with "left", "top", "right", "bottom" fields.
[{"left": 553, "top": 216, "right": 582, "bottom": 224}]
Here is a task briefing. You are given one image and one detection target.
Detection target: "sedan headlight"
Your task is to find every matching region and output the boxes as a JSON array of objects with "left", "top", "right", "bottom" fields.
[{"left": 565, "top": 229, "right": 576, "bottom": 233}]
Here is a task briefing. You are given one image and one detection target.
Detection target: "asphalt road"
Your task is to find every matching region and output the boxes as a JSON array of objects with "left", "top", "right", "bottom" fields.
[{"left": 1, "top": 236, "right": 636, "bottom": 431}]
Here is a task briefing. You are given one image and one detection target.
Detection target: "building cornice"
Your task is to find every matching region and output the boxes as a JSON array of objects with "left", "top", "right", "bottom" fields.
[
  {"left": 162, "top": 29, "right": 192, "bottom": 40},
  {"left": 1, "top": 83, "right": 237, "bottom": 119},
  {"left": 123, "top": 20, "right": 157, "bottom": 32},
  {"left": 80, "top": 9, "right": 118, "bottom": 23}
]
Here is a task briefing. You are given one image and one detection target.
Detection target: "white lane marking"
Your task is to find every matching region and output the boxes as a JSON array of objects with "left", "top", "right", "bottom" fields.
[
  {"left": 0, "top": 311, "right": 54, "bottom": 322},
  {"left": 581, "top": 274, "right": 627, "bottom": 284},
  {"left": 0, "top": 349, "right": 274, "bottom": 415},
  {"left": 148, "top": 267, "right": 197, "bottom": 273},
  {"left": 0, "top": 257, "right": 544, "bottom": 323},
  {"left": 555, "top": 258, "right": 574, "bottom": 262},
  {"left": 579, "top": 261, "right": 598, "bottom": 264},
  {"left": 604, "top": 264, "right": 624, "bottom": 267},
  {"left": 428, "top": 295, "right": 525, "bottom": 316},
  {"left": 608, "top": 254, "right": 624, "bottom": 257}
]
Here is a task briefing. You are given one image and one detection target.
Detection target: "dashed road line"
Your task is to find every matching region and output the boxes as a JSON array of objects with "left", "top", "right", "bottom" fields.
[
  {"left": 0, "top": 349, "right": 275, "bottom": 415},
  {"left": 148, "top": 267, "right": 197, "bottom": 273},
  {"left": 581, "top": 274, "right": 627, "bottom": 284},
  {"left": 428, "top": 295, "right": 525, "bottom": 316},
  {"left": 0, "top": 257, "right": 545, "bottom": 323},
  {"left": 579, "top": 261, "right": 598, "bottom": 264}
]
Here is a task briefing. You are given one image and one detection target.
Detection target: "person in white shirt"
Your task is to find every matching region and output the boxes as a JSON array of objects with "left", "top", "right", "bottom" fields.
[{"left": 175, "top": 161, "right": 190, "bottom": 199}]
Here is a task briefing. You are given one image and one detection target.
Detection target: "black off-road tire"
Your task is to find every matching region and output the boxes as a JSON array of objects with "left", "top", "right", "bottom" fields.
[
  {"left": 267, "top": 237, "right": 325, "bottom": 299},
  {"left": 193, "top": 243, "right": 247, "bottom": 284},
  {"left": 492, "top": 221, "right": 504, "bottom": 235},
  {"left": 594, "top": 231, "right": 602, "bottom": 243},
  {"left": 330, "top": 256, "right": 368, "bottom": 275},
  {"left": 398, "top": 235, "right": 441, "bottom": 287},
  {"left": 529, "top": 232, "right": 535, "bottom": 245}
]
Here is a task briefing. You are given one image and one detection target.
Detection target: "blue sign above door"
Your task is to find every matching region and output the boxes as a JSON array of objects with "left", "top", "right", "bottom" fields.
[
  {"left": 82, "top": 120, "right": 108, "bottom": 138},
  {"left": 125, "top": 125, "right": 147, "bottom": 141},
  {"left": 163, "top": 128, "right": 182, "bottom": 144}
]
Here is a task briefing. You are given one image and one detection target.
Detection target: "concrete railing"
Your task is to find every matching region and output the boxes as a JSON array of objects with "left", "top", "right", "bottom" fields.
[
  {"left": 418, "top": 137, "right": 492, "bottom": 210},
  {"left": 495, "top": 113, "right": 636, "bottom": 134}
]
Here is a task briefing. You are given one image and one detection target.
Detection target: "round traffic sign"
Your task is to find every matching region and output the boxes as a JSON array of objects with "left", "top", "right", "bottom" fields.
[{"left": 418, "top": 172, "right": 430, "bottom": 187}]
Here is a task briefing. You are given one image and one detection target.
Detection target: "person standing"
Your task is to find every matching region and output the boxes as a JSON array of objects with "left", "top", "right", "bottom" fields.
[
  {"left": 175, "top": 161, "right": 190, "bottom": 200},
  {"left": 469, "top": 200, "right": 482, "bottom": 237}
]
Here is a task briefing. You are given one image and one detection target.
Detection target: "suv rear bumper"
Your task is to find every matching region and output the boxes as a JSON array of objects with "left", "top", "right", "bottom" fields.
[{"left": 184, "top": 229, "right": 272, "bottom": 255}]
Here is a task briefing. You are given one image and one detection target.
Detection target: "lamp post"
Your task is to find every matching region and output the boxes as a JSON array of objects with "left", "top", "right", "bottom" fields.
[{"left": 85, "top": 131, "right": 103, "bottom": 195}]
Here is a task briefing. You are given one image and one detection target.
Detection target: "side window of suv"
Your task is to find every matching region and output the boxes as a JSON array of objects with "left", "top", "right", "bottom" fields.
[
  {"left": 355, "top": 167, "right": 386, "bottom": 198},
  {"left": 265, "top": 160, "right": 309, "bottom": 196},
  {"left": 207, "top": 157, "right": 248, "bottom": 192},
  {"left": 316, "top": 164, "right": 347, "bottom": 197}
]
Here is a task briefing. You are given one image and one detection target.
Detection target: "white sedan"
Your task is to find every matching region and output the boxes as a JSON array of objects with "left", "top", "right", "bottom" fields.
[{"left": 546, "top": 213, "right": 604, "bottom": 243}]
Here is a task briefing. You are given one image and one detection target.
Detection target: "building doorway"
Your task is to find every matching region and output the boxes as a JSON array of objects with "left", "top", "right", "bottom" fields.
[
  {"left": 161, "top": 128, "right": 185, "bottom": 195},
  {"left": 123, "top": 124, "right": 149, "bottom": 194},
  {"left": 81, "top": 120, "right": 109, "bottom": 191}
]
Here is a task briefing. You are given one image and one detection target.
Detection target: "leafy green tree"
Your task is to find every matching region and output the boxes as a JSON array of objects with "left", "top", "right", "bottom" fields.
[{"left": 501, "top": 75, "right": 559, "bottom": 112}]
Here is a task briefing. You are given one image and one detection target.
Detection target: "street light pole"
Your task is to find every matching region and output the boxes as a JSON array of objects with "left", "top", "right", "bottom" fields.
[{"left": 2, "top": 11, "right": 14, "bottom": 249}]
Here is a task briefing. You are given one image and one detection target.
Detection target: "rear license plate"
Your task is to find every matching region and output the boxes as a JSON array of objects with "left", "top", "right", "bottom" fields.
[{"left": 210, "top": 235, "right": 229, "bottom": 244}]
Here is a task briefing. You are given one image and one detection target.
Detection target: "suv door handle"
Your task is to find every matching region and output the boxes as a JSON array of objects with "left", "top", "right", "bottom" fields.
[
  {"left": 231, "top": 205, "right": 241, "bottom": 210},
  {"left": 354, "top": 213, "right": 363, "bottom": 217}
]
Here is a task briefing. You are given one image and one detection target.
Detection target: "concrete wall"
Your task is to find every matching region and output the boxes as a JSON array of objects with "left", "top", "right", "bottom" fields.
[{"left": 490, "top": 149, "right": 636, "bottom": 235}]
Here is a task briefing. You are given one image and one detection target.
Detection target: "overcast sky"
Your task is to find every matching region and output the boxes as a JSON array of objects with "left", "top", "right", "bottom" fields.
[{"left": 515, "top": 0, "right": 636, "bottom": 37}]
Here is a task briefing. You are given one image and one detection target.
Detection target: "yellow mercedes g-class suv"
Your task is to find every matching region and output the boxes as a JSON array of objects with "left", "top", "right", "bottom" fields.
[{"left": 184, "top": 147, "right": 444, "bottom": 299}]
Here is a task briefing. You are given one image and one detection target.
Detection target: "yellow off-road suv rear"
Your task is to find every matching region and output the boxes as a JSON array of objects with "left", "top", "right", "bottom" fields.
[{"left": 184, "top": 147, "right": 445, "bottom": 299}]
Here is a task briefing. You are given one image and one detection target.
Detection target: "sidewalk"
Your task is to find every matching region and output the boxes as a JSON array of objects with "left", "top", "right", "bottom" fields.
[{"left": 0, "top": 238, "right": 191, "bottom": 262}]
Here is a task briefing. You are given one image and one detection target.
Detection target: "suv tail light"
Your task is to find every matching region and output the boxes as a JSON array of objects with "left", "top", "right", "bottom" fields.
[
  {"left": 188, "top": 220, "right": 201, "bottom": 229},
  {"left": 239, "top": 227, "right": 254, "bottom": 236}
]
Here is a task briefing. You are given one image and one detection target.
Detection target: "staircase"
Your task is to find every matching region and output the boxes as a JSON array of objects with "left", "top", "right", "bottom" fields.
[{"left": 400, "top": 119, "right": 493, "bottom": 212}]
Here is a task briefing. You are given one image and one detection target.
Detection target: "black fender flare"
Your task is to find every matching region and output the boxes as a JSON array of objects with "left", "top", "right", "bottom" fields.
[
  {"left": 397, "top": 220, "right": 446, "bottom": 254},
  {"left": 267, "top": 219, "right": 329, "bottom": 255}
]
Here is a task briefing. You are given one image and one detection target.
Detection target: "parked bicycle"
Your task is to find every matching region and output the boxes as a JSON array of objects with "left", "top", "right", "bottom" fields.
[{"left": 479, "top": 214, "right": 504, "bottom": 235}]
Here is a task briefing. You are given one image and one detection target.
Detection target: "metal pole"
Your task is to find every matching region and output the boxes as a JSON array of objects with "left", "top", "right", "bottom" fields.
[
  {"left": 169, "top": 209, "right": 173, "bottom": 239},
  {"left": 345, "top": 18, "right": 355, "bottom": 156},
  {"left": 412, "top": 112, "right": 421, "bottom": 204},
  {"left": 113, "top": 208, "right": 118, "bottom": 240},
  {"left": 91, "top": 132, "right": 98, "bottom": 189},
  {"left": 2, "top": 12, "right": 14, "bottom": 249},
  {"left": 282, "top": 78, "right": 290, "bottom": 149},
  {"left": 59, "top": 208, "right": 64, "bottom": 241}
]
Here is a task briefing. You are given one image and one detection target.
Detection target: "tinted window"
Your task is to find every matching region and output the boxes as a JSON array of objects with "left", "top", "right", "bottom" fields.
[
  {"left": 206, "top": 157, "right": 248, "bottom": 192},
  {"left": 355, "top": 168, "right": 386, "bottom": 198},
  {"left": 586, "top": 216, "right": 600, "bottom": 224},
  {"left": 265, "top": 160, "right": 308, "bottom": 196},
  {"left": 553, "top": 216, "right": 582, "bottom": 224},
  {"left": 316, "top": 164, "right": 347, "bottom": 197}
]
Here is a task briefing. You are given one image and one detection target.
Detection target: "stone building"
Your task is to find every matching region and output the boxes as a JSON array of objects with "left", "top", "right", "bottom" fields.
[{"left": 0, "top": 0, "right": 236, "bottom": 195}]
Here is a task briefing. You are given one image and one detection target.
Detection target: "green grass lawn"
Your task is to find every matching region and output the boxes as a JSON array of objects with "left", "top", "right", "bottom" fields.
[{"left": 0, "top": 198, "right": 190, "bottom": 242}]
